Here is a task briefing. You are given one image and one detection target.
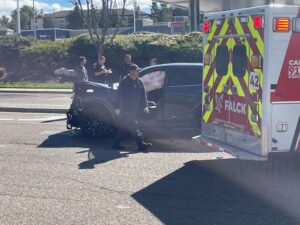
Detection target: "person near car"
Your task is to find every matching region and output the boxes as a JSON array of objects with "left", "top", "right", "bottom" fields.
[
  {"left": 93, "top": 56, "right": 112, "bottom": 83},
  {"left": 119, "top": 54, "right": 133, "bottom": 80},
  {"left": 75, "top": 56, "right": 88, "bottom": 83},
  {"left": 113, "top": 64, "right": 152, "bottom": 151},
  {"left": 149, "top": 58, "right": 158, "bottom": 66}
]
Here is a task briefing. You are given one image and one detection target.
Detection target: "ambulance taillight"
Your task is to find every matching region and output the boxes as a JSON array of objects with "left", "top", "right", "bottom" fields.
[
  {"left": 203, "top": 21, "right": 210, "bottom": 33},
  {"left": 254, "top": 16, "right": 263, "bottom": 29},
  {"left": 273, "top": 18, "right": 290, "bottom": 32}
]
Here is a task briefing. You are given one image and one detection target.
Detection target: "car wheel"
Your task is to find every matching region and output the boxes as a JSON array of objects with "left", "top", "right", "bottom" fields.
[{"left": 79, "top": 112, "right": 115, "bottom": 138}]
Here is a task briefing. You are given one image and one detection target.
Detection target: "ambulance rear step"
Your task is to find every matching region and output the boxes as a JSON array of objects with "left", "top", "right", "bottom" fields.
[{"left": 192, "top": 135, "right": 267, "bottom": 161}]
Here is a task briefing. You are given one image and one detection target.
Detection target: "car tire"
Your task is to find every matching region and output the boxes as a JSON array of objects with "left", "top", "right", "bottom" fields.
[{"left": 79, "top": 111, "right": 116, "bottom": 138}]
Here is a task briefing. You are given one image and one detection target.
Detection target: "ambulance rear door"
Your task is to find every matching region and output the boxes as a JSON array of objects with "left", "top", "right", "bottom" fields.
[{"left": 212, "top": 35, "right": 250, "bottom": 136}]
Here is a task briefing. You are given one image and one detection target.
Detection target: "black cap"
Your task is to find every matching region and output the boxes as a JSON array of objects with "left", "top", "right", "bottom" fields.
[{"left": 129, "top": 63, "right": 140, "bottom": 71}]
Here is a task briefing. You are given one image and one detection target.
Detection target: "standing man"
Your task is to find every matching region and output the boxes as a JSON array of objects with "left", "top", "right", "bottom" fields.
[
  {"left": 75, "top": 56, "right": 88, "bottom": 83},
  {"left": 93, "top": 56, "right": 112, "bottom": 83},
  {"left": 113, "top": 64, "right": 152, "bottom": 151},
  {"left": 119, "top": 54, "right": 132, "bottom": 80}
]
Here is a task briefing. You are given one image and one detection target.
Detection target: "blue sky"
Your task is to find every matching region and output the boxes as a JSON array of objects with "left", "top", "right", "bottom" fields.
[
  {"left": 41, "top": 0, "right": 72, "bottom": 8},
  {"left": 0, "top": 0, "right": 152, "bottom": 17}
]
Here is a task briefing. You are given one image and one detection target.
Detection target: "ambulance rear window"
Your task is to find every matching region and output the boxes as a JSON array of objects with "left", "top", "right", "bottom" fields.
[
  {"left": 216, "top": 45, "right": 228, "bottom": 76},
  {"left": 232, "top": 44, "right": 247, "bottom": 77}
]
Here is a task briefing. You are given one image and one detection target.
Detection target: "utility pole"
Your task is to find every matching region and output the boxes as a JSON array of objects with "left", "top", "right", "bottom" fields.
[
  {"left": 33, "top": 0, "right": 36, "bottom": 38},
  {"left": 17, "top": 0, "right": 21, "bottom": 35},
  {"left": 53, "top": 8, "right": 56, "bottom": 41},
  {"left": 132, "top": 0, "right": 136, "bottom": 33}
]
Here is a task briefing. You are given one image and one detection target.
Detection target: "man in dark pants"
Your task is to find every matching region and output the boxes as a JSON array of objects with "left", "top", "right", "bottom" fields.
[{"left": 112, "top": 64, "right": 152, "bottom": 151}]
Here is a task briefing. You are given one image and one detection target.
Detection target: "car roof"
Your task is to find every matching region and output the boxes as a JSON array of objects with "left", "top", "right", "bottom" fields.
[{"left": 140, "top": 63, "right": 203, "bottom": 72}]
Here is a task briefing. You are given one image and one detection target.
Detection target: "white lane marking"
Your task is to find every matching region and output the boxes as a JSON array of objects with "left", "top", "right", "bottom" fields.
[
  {"left": 0, "top": 119, "right": 14, "bottom": 121},
  {"left": 116, "top": 205, "right": 131, "bottom": 209},
  {"left": 18, "top": 116, "right": 66, "bottom": 121}
]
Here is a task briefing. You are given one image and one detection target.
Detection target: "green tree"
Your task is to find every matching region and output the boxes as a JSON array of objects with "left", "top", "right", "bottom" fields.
[
  {"left": 151, "top": 2, "right": 160, "bottom": 22},
  {"left": 159, "top": 4, "right": 172, "bottom": 22},
  {"left": 172, "top": 7, "right": 188, "bottom": 17},
  {"left": 10, "top": 5, "right": 35, "bottom": 30},
  {"left": 136, "top": 6, "right": 141, "bottom": 18},
  {"left": 110, "top": 10, "right": 119, "bottom": 28},
  {"left": 0, "top": 15, "right": 10, "bottom": 27},
  {"left": 70, "top": 0, "right": 128, "bottom": 56},
  {"left": 66, "top": 4, "right": 85, "bottom": 29},
  {"left": 43, "top": 16, "right": 55, "bottom": 28}
]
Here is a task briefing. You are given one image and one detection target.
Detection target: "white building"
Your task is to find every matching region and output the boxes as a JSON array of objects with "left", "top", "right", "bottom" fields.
[
  {"left": 0, "top": 27, "right": 14, "bottom": 36},
  {"left": 31, "top": 18, "right": 44, "bottom": 30}
]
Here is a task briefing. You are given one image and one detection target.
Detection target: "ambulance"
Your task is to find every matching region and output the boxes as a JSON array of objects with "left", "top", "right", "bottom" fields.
[{"left": 193, "top": 5, "right": 300, "bottom": 159}]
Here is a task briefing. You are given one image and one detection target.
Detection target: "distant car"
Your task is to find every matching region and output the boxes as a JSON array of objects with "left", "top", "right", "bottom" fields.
[{"left": 66, "top": 63, "right": 203, "bottom": 138}]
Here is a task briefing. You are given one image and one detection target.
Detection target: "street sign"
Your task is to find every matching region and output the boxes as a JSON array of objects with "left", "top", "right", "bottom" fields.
[{"left": 168, "top": 21, "right": 188, "bottom": 28}]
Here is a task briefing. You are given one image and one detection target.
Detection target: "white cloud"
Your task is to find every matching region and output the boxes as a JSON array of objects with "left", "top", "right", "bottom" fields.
[
  {"left": 0, "top": 0, "right": 152, "bottom": 18},
  {"left": 0, "top": 0, "right": 72, "bottom": 17}
]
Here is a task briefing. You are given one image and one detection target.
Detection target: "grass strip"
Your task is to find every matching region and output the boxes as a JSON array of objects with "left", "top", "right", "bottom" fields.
[{"left": 0, "top": 82, "right": 72, "bottom": 89}]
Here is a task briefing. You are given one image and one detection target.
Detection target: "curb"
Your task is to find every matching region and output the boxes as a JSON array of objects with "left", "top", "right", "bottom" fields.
[
  {"left": 0, "top": 107, "right": 67, "bottom": 114},
  {"left": 0, "top": 89, "right": 72, "bottom": 94}
]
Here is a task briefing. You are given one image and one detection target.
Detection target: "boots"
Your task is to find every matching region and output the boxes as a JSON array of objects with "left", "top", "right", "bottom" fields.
[{"left": 136, "top": 130, "right": 152, "bottom": 151}]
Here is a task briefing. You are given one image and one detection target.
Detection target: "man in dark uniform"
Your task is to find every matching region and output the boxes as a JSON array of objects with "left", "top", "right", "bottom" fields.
[
  {"left": 75, "top": 56, "right": 88, "bottom": 83},
  {"left": 93, "top": 56, "right": 112, "bottom": 83},
  {"left": 119, "top": 54, "right": 132, "bottom": 80},
  {"left": 112, "top": 64, "right": 152, "bottom": 151}
]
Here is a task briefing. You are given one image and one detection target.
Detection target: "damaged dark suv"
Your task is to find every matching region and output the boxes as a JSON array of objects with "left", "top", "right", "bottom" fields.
[{"left": 67, "top": 63, "right": 203, "bottom": 138}]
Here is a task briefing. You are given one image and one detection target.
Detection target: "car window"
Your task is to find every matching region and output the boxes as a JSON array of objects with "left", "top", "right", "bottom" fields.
[
  {"left": 140, "top": 70, "right": 166, "bottom": 92},
  {"left": 232, "top": 43, "right": 247, "bottom": 77},
  {"left": 216, "top": 44, "right": 229, "bottom": 76},
  {"left": 167, "top": 67, "right": 202, "bottom": 86}
]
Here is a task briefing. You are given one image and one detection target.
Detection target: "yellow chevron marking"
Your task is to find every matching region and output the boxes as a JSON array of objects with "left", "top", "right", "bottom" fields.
[
  {"left": 235, "top": 17, "right": 264, "bottom": 91},
  {"left": 248, "top": 106, "right": 262, "bottom": 136},
  {"left": 203, "top": 21, "right": 230, "bottom": 123},
  {"left": 203, "top": 16, "right": 264, "bottom": 136},
  {"left": 203, "top": 99, "right": 213, "bottom": 122},
  {"left": 207, "top": 21, "right": 217, "bottom": 43},
  {"left": 231, "top": 21, "right": 263, "bottom": 135},
  {"left": 248, "top": 16, "right": 264, "bottom": 58}
]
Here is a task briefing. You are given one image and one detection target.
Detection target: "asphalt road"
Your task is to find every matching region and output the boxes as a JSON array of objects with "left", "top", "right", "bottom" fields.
[
  {"left": 0, "top": 92, "right": 71, "bottom": 111},
  {"left": 0, "top": 112, "right": 300, "bottom": 225}
]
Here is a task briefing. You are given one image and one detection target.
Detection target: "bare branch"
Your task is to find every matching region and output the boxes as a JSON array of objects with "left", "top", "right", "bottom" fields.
[
  {"left": 110, "top": 0, "right": 127, "bottom": 43},
  {"left": 70, "top": 0, "right": 128, "bottom": 56}
]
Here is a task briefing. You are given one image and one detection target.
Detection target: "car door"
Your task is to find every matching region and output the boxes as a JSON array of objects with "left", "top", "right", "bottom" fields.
[
  {"left": 139, "top": 67, "right": 167, "bottom": 123},
  {"left": 163, "top": 66, "right": 202, "bottom": 128}
]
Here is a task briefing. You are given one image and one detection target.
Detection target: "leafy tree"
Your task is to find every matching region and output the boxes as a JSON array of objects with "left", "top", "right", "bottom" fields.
[
  {"left": 151, "top": 3, "right": 172, "bottom": 22},
  {"left": 70, "top": 0, "right": 127, "bottom": 56},
  {"left": 66, "top": 4, "right": 85, "bottom": 29},
  {"left": 172, "top": 7, "right": 188, "bottom": 17},
  {"left": 110, "top": 10, "right": 119, "bottom": 28},
  {"left": 151, "top": 2, "right": 160, "bottom": 22},
  {"left": 43, "top": 16, "right": 55, "bottom": 28},
  {"left": 10, "top": 5, "right": 35, "bottom": 30},
  {"left": 0, "top": 16, "right": 10, "bottom": 27},
  {"left": 136, "top": 6, "right": 141, "bottom": 18},
  {"left": 159, "top": 4, "right": 172, "bottom": 22}
]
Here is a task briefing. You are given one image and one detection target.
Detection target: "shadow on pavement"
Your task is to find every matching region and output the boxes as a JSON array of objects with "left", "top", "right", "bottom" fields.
[
  {"left": 132, "top": 155, "right": 300, "bottom": 225},
  {"left": 39, "top": 129, "right": 210, "bottom": 170},
  {"left": 38, "top": 130, "right": 136, "bottom": 169}
]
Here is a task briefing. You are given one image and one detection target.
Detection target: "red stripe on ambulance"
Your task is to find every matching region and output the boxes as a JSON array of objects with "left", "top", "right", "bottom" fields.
[{"left": 271, "top": 8, "right": 300, "bottom": 102}]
